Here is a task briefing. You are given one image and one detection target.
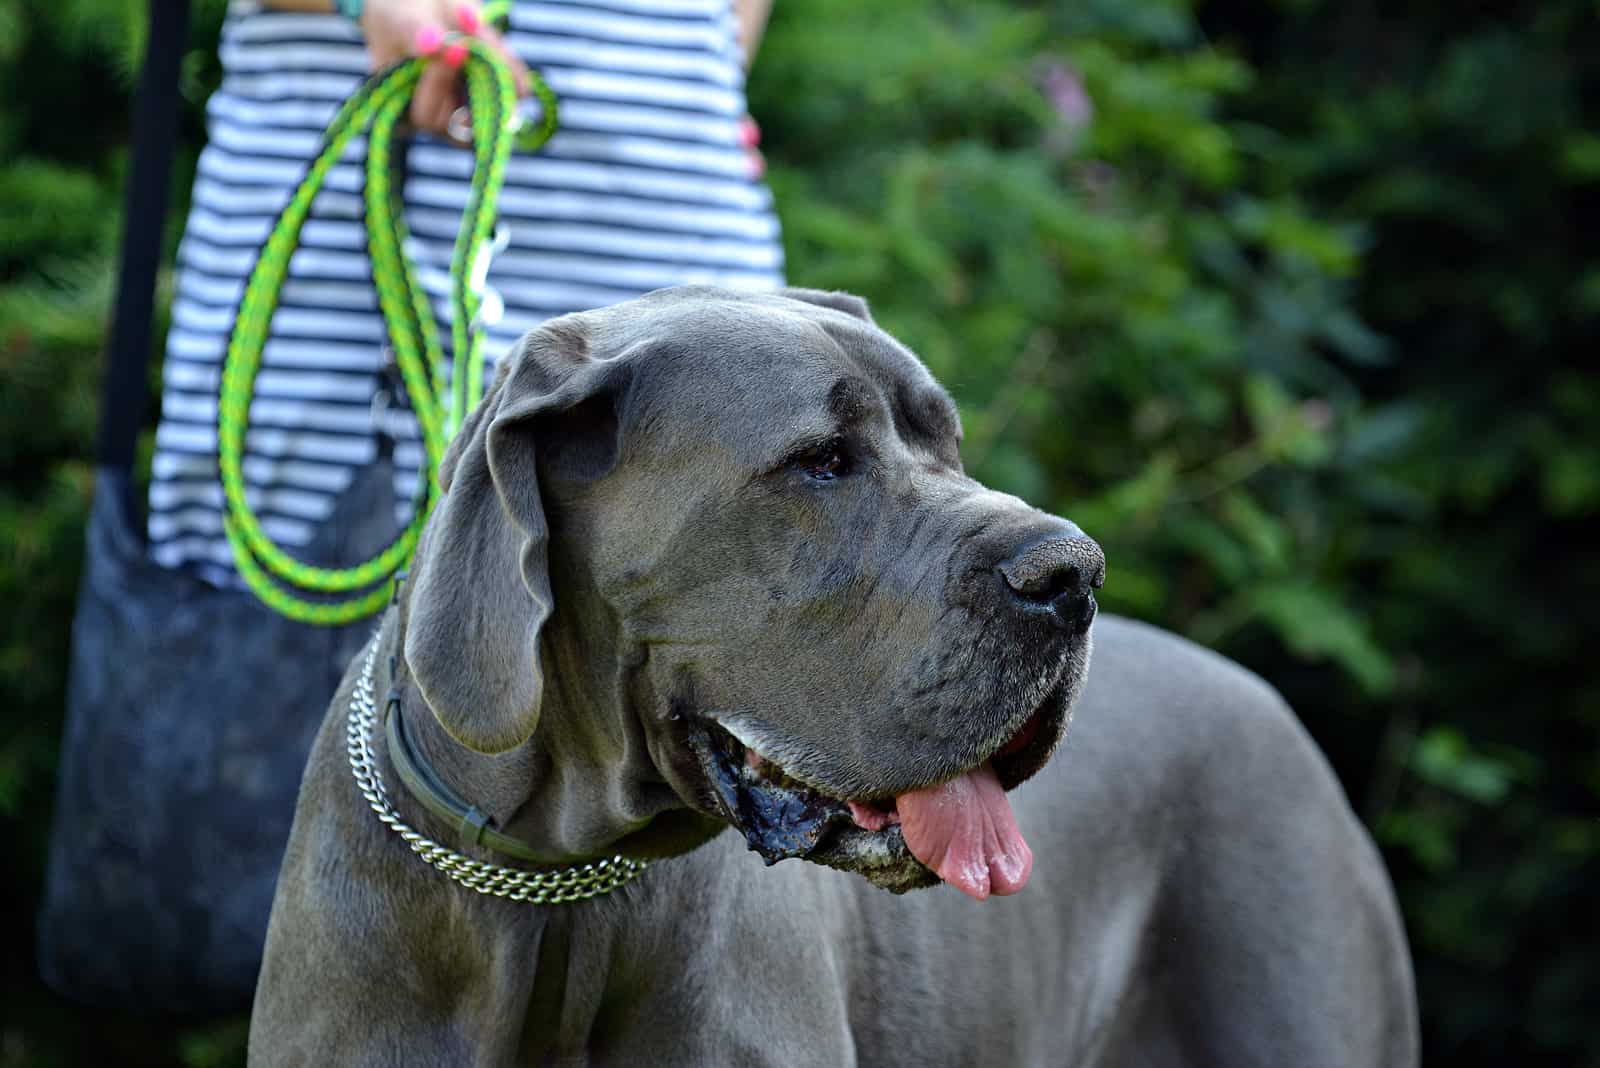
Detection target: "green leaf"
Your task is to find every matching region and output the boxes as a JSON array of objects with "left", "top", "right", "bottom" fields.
[
  {"left": 1245, "top": 582, "right": 1395, "bottom": 693},
  {"left": 1412, "top": 727, "right": 1520, "bottom": 805}
]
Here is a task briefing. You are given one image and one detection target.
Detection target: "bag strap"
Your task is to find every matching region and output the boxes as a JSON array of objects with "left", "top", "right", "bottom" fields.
[{"left": 95, "top": 0, "right": 191, "bottom": 473}]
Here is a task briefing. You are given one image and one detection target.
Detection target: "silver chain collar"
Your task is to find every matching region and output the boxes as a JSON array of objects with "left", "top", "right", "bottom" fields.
[{"left": 347, "top": 636, "right": 649, "bottom": 903}]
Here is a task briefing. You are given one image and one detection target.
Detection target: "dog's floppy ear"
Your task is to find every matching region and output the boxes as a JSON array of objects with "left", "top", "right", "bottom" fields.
[
  {"left": 404, "top": 316, "right": 628, "bottom": 753},
  {"left": 780, "top": 286, "right": 875, "bottom": 324}
]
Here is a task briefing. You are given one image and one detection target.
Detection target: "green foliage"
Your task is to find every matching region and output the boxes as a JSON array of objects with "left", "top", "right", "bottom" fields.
[
  {"left": 0, "top": 0, "right": 119, "bottom": 929},
  {"left": 1197, "top": 3, "right": 1600, "bottom": 1059},
  {"left": 0, "top": 0, "right": 1592, "bottom": 1063}
]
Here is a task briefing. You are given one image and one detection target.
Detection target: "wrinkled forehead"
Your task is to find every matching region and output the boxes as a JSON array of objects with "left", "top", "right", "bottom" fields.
[{"left": 606, "top": 298, "right": 960, "bottom": 468}]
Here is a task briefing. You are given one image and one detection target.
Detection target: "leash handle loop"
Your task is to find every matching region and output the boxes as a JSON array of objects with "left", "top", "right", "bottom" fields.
[{"left": 218, "top": 37, "right": 557, "bottom": 624}]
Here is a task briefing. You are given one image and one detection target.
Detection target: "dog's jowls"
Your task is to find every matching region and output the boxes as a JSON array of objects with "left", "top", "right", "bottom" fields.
[{"left": 250, "top": 286, "right": 1417, "bottom": 1067}]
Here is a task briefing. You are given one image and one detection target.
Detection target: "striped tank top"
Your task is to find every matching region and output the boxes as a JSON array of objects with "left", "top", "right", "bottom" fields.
[{"left": 148, "top": 0, "right": 784, "bottom": 586}]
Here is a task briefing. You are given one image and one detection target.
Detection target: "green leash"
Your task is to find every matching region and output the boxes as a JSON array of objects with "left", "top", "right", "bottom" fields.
[{"left": 218, "top": 11, "right": 556, "bottom": 624}]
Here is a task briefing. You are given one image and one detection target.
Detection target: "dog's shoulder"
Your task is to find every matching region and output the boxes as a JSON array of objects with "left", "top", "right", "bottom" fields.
[
  {"left": 1063, "top": 624, "right": 1417, "bottom": 1065},
  {"left": 1061, "top": 612, "right": 1384, "bottom": 878},
  {"left": 1073, "top": 613, "right": 1401, "bottom": 928},
  {"left": 1074, "top": 613, "right": 1327, "bottom": 792}
]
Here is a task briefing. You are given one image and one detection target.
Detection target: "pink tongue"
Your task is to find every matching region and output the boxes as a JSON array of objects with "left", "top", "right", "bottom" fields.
[{"left": 895, "top": 760, "right": 1032, "bottom": 901}]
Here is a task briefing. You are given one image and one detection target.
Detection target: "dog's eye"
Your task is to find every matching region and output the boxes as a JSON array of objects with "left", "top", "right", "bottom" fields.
[{"left": 791, "top": 443, "right": 849, "bottom": 482}]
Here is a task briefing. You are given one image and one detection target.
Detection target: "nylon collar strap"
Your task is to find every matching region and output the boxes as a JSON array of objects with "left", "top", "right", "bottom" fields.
[{"left": 382, "top": 684, "right": 547, "bottom": 862}]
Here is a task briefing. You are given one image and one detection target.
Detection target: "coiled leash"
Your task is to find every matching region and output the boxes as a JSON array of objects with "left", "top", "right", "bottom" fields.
[{"left": 219, "top": 4, "right": 557, "bottom": 624}]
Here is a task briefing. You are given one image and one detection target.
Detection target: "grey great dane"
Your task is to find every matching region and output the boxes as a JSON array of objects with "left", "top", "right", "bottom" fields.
[{"left": 251, "top": 287, "right": 1418, "bottom": 1065}]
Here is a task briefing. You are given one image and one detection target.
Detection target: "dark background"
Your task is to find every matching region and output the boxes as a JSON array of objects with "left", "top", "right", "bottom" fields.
[{"left": 2, "top": 0, "right": 1596, "bottom": 1063}]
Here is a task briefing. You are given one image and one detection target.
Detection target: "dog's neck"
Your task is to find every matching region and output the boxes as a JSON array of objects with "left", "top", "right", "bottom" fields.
[{"left": 387, "top": 586, "right": 713, "bottom": 866}]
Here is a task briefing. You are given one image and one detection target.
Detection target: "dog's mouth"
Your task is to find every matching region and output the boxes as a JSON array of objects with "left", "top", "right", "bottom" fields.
[{"left": 686, "top": 681, "right": 1069, "bottom": 899}]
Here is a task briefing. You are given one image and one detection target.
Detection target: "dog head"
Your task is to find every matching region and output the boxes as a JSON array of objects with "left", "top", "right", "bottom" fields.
[{"left": 403, "top": 287, "right": 1103, "bottom": 899}]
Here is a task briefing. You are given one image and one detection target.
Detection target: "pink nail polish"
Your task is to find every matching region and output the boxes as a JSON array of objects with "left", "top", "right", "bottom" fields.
[
  {"left": 414, "top": 25, "right": 444, "bottom": 55},
  {"left": 739, "top": 115, "right": 761, "bottom": 148},
  {"left": 456, "top": 4, "right": 483, "bottom": 34},
  {"left": 442, "top": 42, "right": 468, "bottom": 68}
]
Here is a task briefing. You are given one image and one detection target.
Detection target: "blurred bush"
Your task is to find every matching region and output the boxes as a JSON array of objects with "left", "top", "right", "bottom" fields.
[{"left": 0, "top": 0, "right": 1592, "bottom": 1064}]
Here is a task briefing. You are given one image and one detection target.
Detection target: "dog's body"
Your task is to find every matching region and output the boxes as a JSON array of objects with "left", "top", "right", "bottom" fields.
[{"left": 251, "top": 288, "right": 1417, "bottom": 1066}]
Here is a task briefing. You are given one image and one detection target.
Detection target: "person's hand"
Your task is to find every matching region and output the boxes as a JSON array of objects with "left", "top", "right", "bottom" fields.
[{"left": 359, "top": 0, "right": 530, "bottom": 142}]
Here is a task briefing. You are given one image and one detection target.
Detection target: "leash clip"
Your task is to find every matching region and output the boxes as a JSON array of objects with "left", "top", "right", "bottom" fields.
[
  {"left": 468, "top": 225, "right": 511, "bottom": 333},
  {"left": 469, "top": 224, "right": 511, "bottom": 293}
]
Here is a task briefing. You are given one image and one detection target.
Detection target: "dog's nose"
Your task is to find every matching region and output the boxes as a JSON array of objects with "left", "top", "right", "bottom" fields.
[{"left": 997, "top": 532, "right": 1105, "bottom": 634}]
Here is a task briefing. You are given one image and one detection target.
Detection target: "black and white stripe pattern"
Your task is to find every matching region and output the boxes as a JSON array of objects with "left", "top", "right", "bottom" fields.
[{"left": 149, "top": 0, "right": 784, "bottom": 584}]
